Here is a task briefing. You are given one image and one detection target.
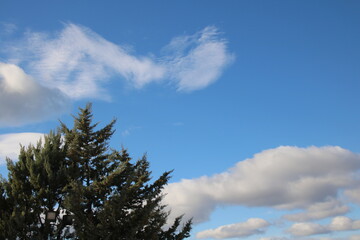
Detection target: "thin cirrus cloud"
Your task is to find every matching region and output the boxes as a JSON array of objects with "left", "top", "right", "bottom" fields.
[
  {"left": 0, "top": 22, "right": 17, "bottom": 35},
  {"left": 5, "top": 23, "right": 233, "bottom": 99},
  {"left": 163, "top": 146, "right": 360, "bottom": 225},
  {"left": 0, "top": 23, "right": 233, "bottom": 127},
  {"left": 163, "top": 26, "right": 234, "bottom": 92},
  {"left": 196, "top": 218, "right": 270, "bottom": 239},
  {"left": 22, "top": 23, "right": 165, "bottom": 100},
  {"left": 0, "top": 132, "right": 45, "bottom": 164}
]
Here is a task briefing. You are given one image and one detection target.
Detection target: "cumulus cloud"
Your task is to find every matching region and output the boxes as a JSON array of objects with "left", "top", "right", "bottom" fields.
[
  {"left": 283, "top": 199, "right": 350, "bottom": 222},
  {"left": 0, "top": 63, "right": 70, "bottom": 126},
  {"left": 0, "top": 132, "right": 44, "bottom": 164},
  {"left": 329, "top": 216, "right": 360, "bottom": 231},
  {"left": 261, "top": 237, "right": 345, "bottom": 240},
  {"left": 4, "top": 23, "right": 232, "bottom": 100},
  {"left": 288, "top": 216, "right": 360, "bottom": 237},
  {"left": 163, "top": 146, "right": 360, "bottom": 224},
  {"left": 288, "top": 222, "right": 330, "bottom": 237},
  {"left": 196, "top": 218, "right": 270, "bottom": 239}
]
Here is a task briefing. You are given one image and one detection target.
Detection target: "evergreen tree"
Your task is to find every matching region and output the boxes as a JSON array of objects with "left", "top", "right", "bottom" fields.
[
  {"left": 0, "top": 176, "right": 12, "bottom": 238},
  {"left": 1, "top": 131, "right": 69, "bottom": 239},
  {"left": 0, "top": 104, "right": 192, "bottom": 239}
]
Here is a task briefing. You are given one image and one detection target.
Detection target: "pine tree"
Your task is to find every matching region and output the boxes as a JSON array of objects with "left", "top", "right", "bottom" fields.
[
  {"left": 1, "top": 131, "right": 69, "bottom": 239},
  {"left": 0, "top": 104, "right": 192, "bottom": 239},
  {"left": 0, "top": 175, "right": 12, "bottom": 238}
]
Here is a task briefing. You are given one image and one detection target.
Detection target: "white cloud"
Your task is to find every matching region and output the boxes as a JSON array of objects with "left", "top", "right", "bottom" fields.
[
  {"left": 0, "top": 62, "right": 70, "bottom": 126},
  {"left": 0, "top": 133, "right": 44, "bottom": 164},
  {"left": 288, "top": 222, "right": 329, "bottom": 237},
  {"left": 196, "top": 218, "right": 270, "bottom": 239},
  {"left": 288, "top": 216, "right": 360, "bottom": 237},
  {"left": 345, "top": 186, "right": 360, "bottom": 205},
  {"left": 5, "top": 23, "right": 232, "bottom": 100},
  {"left": 329, "top": 216, "right": 360, "bottom": 231},
  {"left": 261, "top": 237, "right": 345, "bottom": 240},
  {"left": 23, "top": 23, "right": 166, "bottom": 99},
  {"left": 283, "top": 199, "right": 350, "bottom": 222},
  {"left": 0, "top": 24, "right": 232, "bottom": 126},
  {"left": 164, "top": 26, "right": 234, "bottom": 92},
  {"left": 163, "top": 146, "right": 360, "bottom": 224}
]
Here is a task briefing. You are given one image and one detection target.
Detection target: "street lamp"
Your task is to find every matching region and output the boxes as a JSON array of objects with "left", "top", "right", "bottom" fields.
[{"left": 46, "top": 211, "right": 57, "bottom": 223}]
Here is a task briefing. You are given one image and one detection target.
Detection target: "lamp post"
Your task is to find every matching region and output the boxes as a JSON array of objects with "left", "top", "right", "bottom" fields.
[
  {"left": 45, "top": 210, "right": 74, "bottom": 239},
  {"left": 46, "top": 211, "right": 57, "bottom": 223},
  {"left": 45, "top": 210, "right": 57, "bottom": 239}
]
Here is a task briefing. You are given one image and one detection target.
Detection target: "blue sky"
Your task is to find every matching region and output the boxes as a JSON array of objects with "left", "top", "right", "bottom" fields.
[{"left": 1, "top": 1, "right": 360, "bottom": 239}]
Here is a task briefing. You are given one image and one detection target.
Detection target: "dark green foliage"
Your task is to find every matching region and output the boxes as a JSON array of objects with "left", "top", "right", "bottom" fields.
[
  {"left": 0, "top": 104, "right": 192, "bottom": 239},
  {"left": 1, "top": 131, "right": 68, "bottom": 239}
]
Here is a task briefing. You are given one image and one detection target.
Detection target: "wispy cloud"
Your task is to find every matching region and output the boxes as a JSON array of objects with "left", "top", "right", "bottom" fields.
[
  {"left": 196, "top": 218, "right": 270, "bottom": 239},
  {"left": 0, "top": 22, "right": 17, "bottom": 35},
  {"left": 164, "top": 26, "right": 234, "bottom": 92},
  {"left": 21, "top": 23, "right": 166, "bottom": 100},
  {"left": 0, "top": 23, "right": 233, "bottom": 127},
  {"left": 121, "top": 126, "right": 142, "bottom": 137},
  {"left": 163, "top": 146, "right": 360, "bottom": 224},
  {"left": 3, "top": 23, "right": 233, "bottom": 100},
  {"left": 0, "top": 132, "right": 44, "bottom": 164},
  {"left": 0, "top": 63, "right": 70, "bottom": 126}
]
